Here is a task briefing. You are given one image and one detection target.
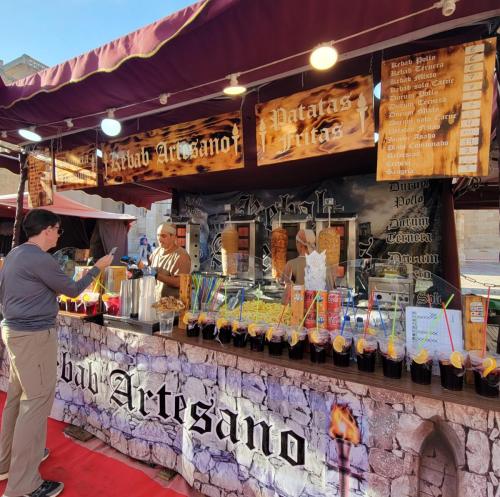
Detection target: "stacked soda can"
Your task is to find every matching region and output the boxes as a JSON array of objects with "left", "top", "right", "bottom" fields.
[
  {"left": 304, "top": 290, "right": 316, "bottom": 329},
  {"left": 327, "top": 290, "right": 342, "bottom": 331}
]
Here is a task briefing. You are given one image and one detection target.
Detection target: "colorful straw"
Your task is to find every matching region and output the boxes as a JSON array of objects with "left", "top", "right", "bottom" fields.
[
  {"left": 441, "top": 301, "right": 454, "bottom": 352},
  {"left": 375, "top": 298, "right": 387, "bottom": 337},
  {"left": 299, "top": 292, "right": 320, "bottom": 328},
  {"left": 482, "top": 286, "right": 491, "bottom": 357},
  {"left": 417, "top": 293, "right": 455, "bottom": 349}
]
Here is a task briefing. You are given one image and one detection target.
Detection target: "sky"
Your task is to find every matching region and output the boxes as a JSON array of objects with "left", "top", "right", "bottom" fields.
[{"left": 1, "top": 0, "right": 195, "bottom": 68}]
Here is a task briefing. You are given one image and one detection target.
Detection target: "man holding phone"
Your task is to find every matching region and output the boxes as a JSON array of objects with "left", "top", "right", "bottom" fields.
[{"left": 0, "top": 209, "right": 113, "bottom": 497}]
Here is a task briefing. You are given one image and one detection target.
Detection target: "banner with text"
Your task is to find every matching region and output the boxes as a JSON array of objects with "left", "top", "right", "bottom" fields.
[
  {"left": 377, "top": 38, "right": 496, "bottom": 181},
  {"left": 103, "top": 112, "right": 243, "bottom": 186},
  {"left": 27, "top": 152, "right": 54, "bottom": 207},
  {"left": 55, "top": 145, "right": 98, "bottom": 191},
  {"left": 255, "top": 75, "right": 375, "bottom": 166}
]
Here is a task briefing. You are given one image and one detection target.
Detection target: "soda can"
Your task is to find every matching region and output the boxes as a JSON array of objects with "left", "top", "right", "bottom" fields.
[
  {"left": 327, "top": 310, "right": 341, "bottom": 331},
  {"left": 304, "top": 290, "right": 316, "bottom": 309},
  {"left": 291, "top": 285, "right": 305, "bottom": 326},
  {"left": 317, "top": 310, "right": 327, "bottom": 327},
  {"left": 317, "top": 291, "right": 328, "bottom": 313},
  {"left": 327, "top": 290, "right": 342, "bottom": 311},
  {"left": 305, "top": 312, "right": 317, "bottom": 329}
]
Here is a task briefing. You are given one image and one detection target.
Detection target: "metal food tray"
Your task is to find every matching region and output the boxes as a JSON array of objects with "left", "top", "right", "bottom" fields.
[{"left": 103, "top": 314, "right": 160, "bottom": 335}]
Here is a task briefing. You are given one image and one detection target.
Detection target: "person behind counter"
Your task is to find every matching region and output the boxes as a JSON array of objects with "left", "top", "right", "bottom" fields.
[
  {"left": 147, "top": 222, "right": 191, "bottom": 299},
  {"left": 282, "top": 229, "right": 316, "bottom": 300},
  {"left": 0, "top": 208, "right": 113, "bottom": 497}
]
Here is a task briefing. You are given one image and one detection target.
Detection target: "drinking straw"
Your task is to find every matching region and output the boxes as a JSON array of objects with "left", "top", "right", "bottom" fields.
[
  {"left": 391, "top": 295, "right": 398, "bottom": 338},
  {"left": 375, "top": 298, "right": 388, "bottom": 337},
  {"left": 417, "top": 293, "right": 454, "bottom": 349},
  {"left": 481, "top": 286, "right": 491, "bottom": 358},
  {"left": 441, "top": 301, "right": 454, "bottom": 352},
  {"left": 239, "top": 288, "right": 245, "bottom": 321},
  {"left": 363, "top": 290, "right": 375, "bottom": 337},
  {"left": 316, "top": 291, "right": 319, "bottom": 329},
  {"left": 340, "top": 290, "right": 353, "bottom": 335},
  {"left": 298, "top": 291, "right": 320, "bottom": 328}
]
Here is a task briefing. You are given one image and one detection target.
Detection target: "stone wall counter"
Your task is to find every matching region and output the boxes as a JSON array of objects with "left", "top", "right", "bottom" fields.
[{"left": 1, "top": 315, "right": 498, "bottom": 497}]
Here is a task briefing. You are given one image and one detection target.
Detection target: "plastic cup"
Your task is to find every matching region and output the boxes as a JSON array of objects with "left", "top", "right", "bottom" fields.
[
  {"left": 185, "top": 311, "right": 200, "bottom": 337},
  {"left": 308, "top": 328, "right": 330, "bottom": 363},
  {"left": 216, "top": 316, "right": 232, "bottom": 344},
  {"left": 408, "top": 346, "right": 433, "bottom": 385},
  {"left": 354, "top": 334, "right": 378, "bottom": 373},
  {"left": 469, "top": 350, "right": 500, "bottom": 398},
  {"left": 248, "top": 322, "right": 266, "bottom": 352},
  {"left": 199, "top": 312, "right": 217, "bottom": 340},
  {"left": 287, "top": 327, "right": 308, "bottom": 360},
  {"left": 379, "top": 336, "right": 405, "bottom": 379},
  {"left": 438, "top": 350, "right": 466, "bottom": 391},
  {"left": 331, "top": 330, "right": 353, "bottom": 367},
  {"left": 232, "top": 320, "right": 248, "bottom": 348},
  {"left": 103, "top": 293, "right": 120, "bottom": 316},
  {"left": 158, "top": 311, "right": 175, "bottom": 336},
  {"left": 267, "top": 325, "right": 286, "bottom": 356}
]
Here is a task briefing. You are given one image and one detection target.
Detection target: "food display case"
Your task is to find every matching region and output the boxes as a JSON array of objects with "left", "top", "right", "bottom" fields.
[{"left": 171, "top": 217, "right": 201, "bottom": 272}]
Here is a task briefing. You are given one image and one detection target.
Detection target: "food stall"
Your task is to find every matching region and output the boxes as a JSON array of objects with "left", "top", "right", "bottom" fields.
[{"left": 0, "top": 1, "right": 499, "bottom": 497}]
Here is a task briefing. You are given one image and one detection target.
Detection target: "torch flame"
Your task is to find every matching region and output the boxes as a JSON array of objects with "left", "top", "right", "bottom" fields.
[{"left": 329, "top": 404, "right": 360, "bottom": 444}]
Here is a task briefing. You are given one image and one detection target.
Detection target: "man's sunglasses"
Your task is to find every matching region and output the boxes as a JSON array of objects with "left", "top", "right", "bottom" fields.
[{"left": 51, "top": 226, "right": 64, "bottom": 235}]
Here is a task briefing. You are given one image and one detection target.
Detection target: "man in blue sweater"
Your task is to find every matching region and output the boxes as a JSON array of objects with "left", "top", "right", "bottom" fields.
[{"left": 0, "top": 209, "right": 113, "bottom": 497}]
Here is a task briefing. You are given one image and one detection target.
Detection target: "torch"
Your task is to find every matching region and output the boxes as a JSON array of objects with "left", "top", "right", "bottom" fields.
[
  {"left": 329, "top": 404, "right": 361, "bottom": 497},
  {"left": 356, "top": 93, "right": 368, "bottom": 134}
]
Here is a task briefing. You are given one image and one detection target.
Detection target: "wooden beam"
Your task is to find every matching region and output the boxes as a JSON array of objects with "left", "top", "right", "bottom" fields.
[{"left": 12, "top": 153, "right": 27, "bottom": 249}]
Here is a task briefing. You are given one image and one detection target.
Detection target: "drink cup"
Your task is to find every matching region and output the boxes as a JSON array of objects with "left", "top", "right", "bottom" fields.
[
  {"left": 158, "top": 310, "right": 175, "bottom": 336},
  {"left": 248, "top": 322, "right": 266, "bottom": 351},
  {"left": 184, "top": 310, "right": 200, "bottom": 337},
  {"left": 200, "top": 312, "right": 216, "bottom": 340},
  {"left": 216, "top": 315, "right": 232, "bottom": 344},
  {"left": 266, "top": 325, "right": 286, "bottom": 356},
  {"left": 408, "top": 346, "right": 433, "bottom": 385},
  {"left": 379, "top": 336, "right": 405, "bottom": 379},
  {"left": 438, "top": 350, "right": 466, "bottom": 391},
  {"left": 287, "top": 326, "right": 308, "bottom": 360},
  {"left": 232, "top": 320, "right": 248, "bottom": 348},
  {"left": 469, "top": 350, "right": 500, "bottom": 398},
  {"left": 354, "top": 334, "right": 378, "bottom": 373},
  {"left": 308, "top": 328, "right": 330, "bottom": 363},
  {"left": 331, "top": 330, "right": 353, "bottom": 367}
]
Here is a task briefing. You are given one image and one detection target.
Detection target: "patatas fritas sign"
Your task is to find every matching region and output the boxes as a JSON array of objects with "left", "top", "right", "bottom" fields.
[
  {"left": 103, "top": 112, "right": 243, "bottom": 185},
  {"left": 27, "top": 151, "right": 53, "bottom": 207},
  {"left": 255, "top": 74, "right": 375, "bottom": 166}
]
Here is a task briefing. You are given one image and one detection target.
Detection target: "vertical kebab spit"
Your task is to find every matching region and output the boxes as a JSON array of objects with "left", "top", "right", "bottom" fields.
[
  {"left": 271, "top": 227, "right": 288, "bottom": 279},
  {"left": 318, "top": 227, "right": 340, "bottom": 267},
  {"left": 221, "top": 224, "right": 239, "bottom": 276}
]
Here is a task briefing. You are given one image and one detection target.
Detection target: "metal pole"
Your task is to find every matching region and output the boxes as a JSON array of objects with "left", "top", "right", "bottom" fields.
[{"left": 12, "top": 152, "right": 28, "bottom": 249}]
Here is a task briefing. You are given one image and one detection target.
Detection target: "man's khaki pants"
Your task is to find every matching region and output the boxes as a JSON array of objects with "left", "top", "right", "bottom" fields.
[{"left": 0, "top": 328, "right": 57, "bottom": 496}]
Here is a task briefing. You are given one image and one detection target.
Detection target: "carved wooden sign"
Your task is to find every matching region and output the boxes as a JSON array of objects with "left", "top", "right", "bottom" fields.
[
  {"left": 255, "top": 75, "right": 375, "bottom": 166},
  {"left": 55, "top": 145, "right": 98, "bottom": 191},
  {"left": 377, "top": 38, "right": 496, "bottom": 181},
  {"left": 27, "top": 152, "right": 54, "bottom": 208},
  {"left": 103, "top": 112, "right": 243, "bottom": 186}
]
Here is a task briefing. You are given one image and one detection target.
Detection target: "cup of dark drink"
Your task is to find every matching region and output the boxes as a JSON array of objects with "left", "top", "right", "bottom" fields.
[
  {"left": 232, "top": 320, "right": 248, "bottom": 348},
  {"left": 248, "top": 322, "right": 266, "bottom": 351},
  {"left": 200, "top": 312, "right": 217, "bottom": 340},
  {"left": 216, "top": 315, "right": 232, "bottom": 343},
  {"left": 469, "top": 350, "right": 500, "bottom": 398},
  {"left": 308, "top": 328, "right": 330, "bottom": 363},
  {"left": 184, "top": 310, "right": 200, "bottom": 337},
  {"left": 266, "top": 325, "right": 286, "bottom": 356},
  {"left": 354, "top": 334, "right": 378, "bottom": 372},
  {"left": 408, "top": 346, "right": 433, "bottom": 385},
  {"left": 331, "top": 330, "right": 353, "bottom": 367},
  {"left": 438, "top": 350, "right": 465, "bottom": 391},
  {"left": 287, "top": 326, "right": 307, "bottom": 360},
  {"left": 379, "top": 337, "right": 405, "bottom": 379}
]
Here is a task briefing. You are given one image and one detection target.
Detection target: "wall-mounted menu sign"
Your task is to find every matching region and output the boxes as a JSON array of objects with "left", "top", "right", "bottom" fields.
[
  {"left": 55, "top": 145, "right": 98, "bottom": 191},
  {"left": 103, "top": 112, "right": 243, "bottom": 186},
  {"left": 255, "top": 75, "right": 374, "bottom": 166},
  {"left": 27, "top": 152, "right": 53, "bottom": 207},
  {"left": 377, "top": 38, "right": 496, "bottom": 181}
]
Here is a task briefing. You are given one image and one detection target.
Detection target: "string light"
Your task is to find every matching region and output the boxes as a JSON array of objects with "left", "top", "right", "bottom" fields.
[
  {"left": 223, "top": 74, "right": 246, "bottom": 96},
  {"left": 159, "top": 93, "right": 170, "bottom": 105},
  {"left": 373, "top": 82, "right": 381, "bottom": 100},
  {"left": 310, "top": 42, "right": 338, "bottom": 70},
  {"left": 18, "top": 127, "right": 42, "bottom": 142},
  {"left": 434, "top": 0, "right": 457, "bottom": 17},
  {"left": 100, "top": 109, "right": 121, "bottom": 137},
  {"left": 65, "top": 119, "right": 74, "bottom": 128}
]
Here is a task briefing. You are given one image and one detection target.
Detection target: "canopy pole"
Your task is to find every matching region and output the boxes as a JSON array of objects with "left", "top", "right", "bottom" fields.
[{"left": 12, "top": 153, "right": 28, "bottom": 249}]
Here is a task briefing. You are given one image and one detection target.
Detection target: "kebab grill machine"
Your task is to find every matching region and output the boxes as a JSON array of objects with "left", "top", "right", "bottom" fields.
[{"left": 171, "top": 216, "right": 201, "bottom": 272}]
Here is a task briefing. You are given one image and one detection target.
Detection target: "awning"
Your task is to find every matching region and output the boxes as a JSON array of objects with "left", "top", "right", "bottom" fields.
[{"left": 0, "top": 192, "right": 136, "bottom": 220}]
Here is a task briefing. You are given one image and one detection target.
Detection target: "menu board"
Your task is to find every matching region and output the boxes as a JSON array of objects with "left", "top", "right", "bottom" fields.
[
  {"left": 103, "top": 112, "right": 242, "bottom": 186},
  {"left": 27, "top": 152, "right": 54, "bottom": 208},
  {"left": 377, "top": 38, "right": 496, "bottom": 181},
  {"left": 55, "top": 145, "right": 98, "bottom": 191},
  {"left": 256, "top": 74, "right": 374, "bottom": 166}
]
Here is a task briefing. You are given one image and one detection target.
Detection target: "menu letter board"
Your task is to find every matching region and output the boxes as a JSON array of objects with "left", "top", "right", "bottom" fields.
[
  {"left": 103, "top": 112, "right": 242, "bottom": 186},
  {"left": 377, "top": 38, "right": 496, "bottom": 181},
  {"left": 55, "top": 145, "right": 98, "bottom": 191},
  {"left": 256, "top": 74, "right": 374, "bottom": 166},
  {"left": 27, "top": 152, "right": 54, "bottom": 208}
]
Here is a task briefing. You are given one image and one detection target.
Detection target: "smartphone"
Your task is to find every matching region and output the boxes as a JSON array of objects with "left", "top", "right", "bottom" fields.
[{"left": 109, "top": 247, "right": 118, "bottom": 256}]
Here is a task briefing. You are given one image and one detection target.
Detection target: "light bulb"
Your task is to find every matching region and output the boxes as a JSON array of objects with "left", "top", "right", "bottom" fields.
[
  {"left": 374, "top": 132, "right": 379, "bottom": 143},
  {"left": 18, "top": 127, "right": 42, "bottom": 142},
  {"left": 101, "top": 109, "right": 121, "bottom": 137},
  {"left": 374, "top": 82, "right": 381, "bottom": 100},
  {"left": 223, "top": 74, "right": 246, "bottom": 96},
  {"left": 310, "top": 43, "right": 338, "bottom": 70},
  {"left": 65, "top": 119, "right": 74, "bottom": 128}
]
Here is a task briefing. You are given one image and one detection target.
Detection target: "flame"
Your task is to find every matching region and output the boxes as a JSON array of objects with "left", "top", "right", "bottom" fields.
[{"left": 329, "top": 405, "right": 360, "bottom": 444}]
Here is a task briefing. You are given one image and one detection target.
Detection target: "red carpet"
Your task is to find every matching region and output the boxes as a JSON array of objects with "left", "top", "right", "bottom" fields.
[{"left": 0, "top": 392, "right": 196, "bottom": 497}]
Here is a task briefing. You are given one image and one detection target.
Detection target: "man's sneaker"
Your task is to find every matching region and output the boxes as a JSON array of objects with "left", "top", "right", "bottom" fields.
[
  {"left": 24, "top": 480, "right": 64, "bottom": 497},
  {"left": 0, "top": 448, "right": 50, "bottom": 481}
]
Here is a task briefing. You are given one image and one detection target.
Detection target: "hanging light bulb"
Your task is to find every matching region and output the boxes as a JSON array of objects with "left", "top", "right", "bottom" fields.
[
  {"left": 434, "top": 0, "right": 457, "bottom": 17},
  {"left": 374, "top": 132, "right": 379, "bottom": 143},
  {"left": 159, "top": 93, "right": 170, "bottom": 105},
  {"left": 65, "top": 118, "right": 74, "bottom": 129},
  {"left": 96, "top": 149, "right": 103, "bottom": 158},
  {"left": 18, "top": 126, "right": 42, "bottom": 142},
  {"left": 100, "top": 109, "right": 121, "bottom": 137},
  {"left": 223, "top": 74, "right": 246, "bottom": 96},
  {"left": 373, "top": 82, "right": 381, "bottom": 100},
  {"left": 310, "top": 42, "right": 338, "bottom": 70}
]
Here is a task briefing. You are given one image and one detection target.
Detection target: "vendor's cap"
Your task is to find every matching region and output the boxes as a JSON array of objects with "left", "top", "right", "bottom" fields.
[
  {"left": 157, "top": 222, "right": 177, "bottom": 235},
  {"left": 296, "top": 229, "right": 316, "bottom": 250}
]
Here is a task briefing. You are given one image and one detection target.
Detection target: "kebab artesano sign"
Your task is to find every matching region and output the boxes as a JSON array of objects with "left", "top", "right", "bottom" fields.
[
  {"left": 255, "top": 74, "right": 375, "bottom": 166},
  {"left": 377, "top": 38, "right": 496, "bottom": 181},
  {"left": 103, "top": 111, "right": 242, "bottom": 185}
]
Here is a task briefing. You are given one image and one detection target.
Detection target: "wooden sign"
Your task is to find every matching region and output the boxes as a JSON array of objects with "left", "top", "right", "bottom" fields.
[
  {"left": 255, "top": 74, "right": 375, "bottom": 166},
  {"left": 27, "top": 152, "right": 53, "bottom": 208},
  {"left": 377, "top": 38, "right": 496, "bottom": 181},
  {"left": 103, "top": 112, "right": 243, "bottom": 186},
  {"left": 55, "top": 145, "right": 98, "bottom": 191}
]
